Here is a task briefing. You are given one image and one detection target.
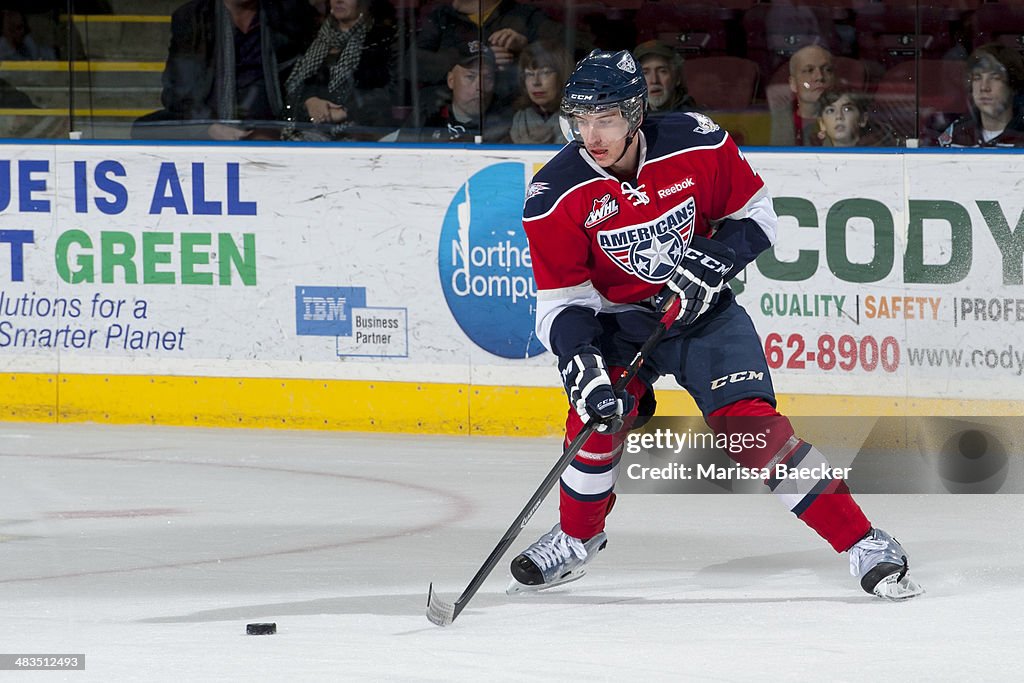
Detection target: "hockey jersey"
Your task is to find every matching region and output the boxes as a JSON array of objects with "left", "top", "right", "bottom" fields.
[{"left": 522, "top": 111, "right": 778, "bottom": 354}]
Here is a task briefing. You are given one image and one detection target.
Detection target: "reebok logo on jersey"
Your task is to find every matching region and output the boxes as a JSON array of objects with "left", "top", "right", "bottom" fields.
[
  {"left": 597, "top": 197, "right": 696, "bottom": 283},
  {"left": 657, "top": 177, "right": 695, "bottom": 199},
  {"left": 585, "top": 193, "right": 620, "bottom": 229}
]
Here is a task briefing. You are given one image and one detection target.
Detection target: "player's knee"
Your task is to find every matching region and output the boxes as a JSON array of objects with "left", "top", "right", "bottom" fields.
[{"left": 708, "top": 398, "right": 796, "bottom": 469}]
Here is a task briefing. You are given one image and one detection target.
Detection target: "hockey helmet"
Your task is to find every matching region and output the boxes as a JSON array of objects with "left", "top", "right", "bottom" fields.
[{"left": 560, "top": 50, "right": 647, "bottom": 143}]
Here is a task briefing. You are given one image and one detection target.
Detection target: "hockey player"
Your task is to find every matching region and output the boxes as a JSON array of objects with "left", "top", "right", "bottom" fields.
[{"left": 511, "top": 50, "right": 923, "bottom": 601}]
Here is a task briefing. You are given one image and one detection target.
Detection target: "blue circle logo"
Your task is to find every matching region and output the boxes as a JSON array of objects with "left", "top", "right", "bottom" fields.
[{"left": 438, "top": 162, "right": 545, "bottom": 359}]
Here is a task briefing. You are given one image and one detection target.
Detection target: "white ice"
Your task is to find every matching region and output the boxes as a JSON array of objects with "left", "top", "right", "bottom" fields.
[{"left": 1, "top": 423, "right": 1021, "bottom": 681}]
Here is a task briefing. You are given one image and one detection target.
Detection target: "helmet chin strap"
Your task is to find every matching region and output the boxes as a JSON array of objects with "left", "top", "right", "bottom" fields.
[
  {"left": 608, "top": 111, "right": 643, "bottom": 169},
  {"left": 609, "top": 132, "right": 635, "bottom": 167}
]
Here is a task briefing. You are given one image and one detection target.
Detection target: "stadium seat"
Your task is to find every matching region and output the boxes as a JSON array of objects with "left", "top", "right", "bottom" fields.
[
  {"left": 743, "top": 3, "right": 841, "bottom": 79},
  {"left": 874, "top": 59, "right": 967, "bottom": 139},
  {"left": 635, "top": 4, "right": 733, "bottom": 57},
  {"left": 855, "top": 5, "right": 961, "bottom": 70},
  {"left": 683, "top": 56, "right": 760, "bottom": 109},
  {"left": 970, "top": 3, "right": 1024, "bottom": 56},
  {"left": 522, "top": 1, "right": 636, "bottom": 50},
  {"left": 715, "top": 0, "right": 756, "bottom": 10}
]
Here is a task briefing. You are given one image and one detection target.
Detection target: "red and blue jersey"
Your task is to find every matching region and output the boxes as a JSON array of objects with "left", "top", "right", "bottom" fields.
[{"left": 522, "top": 111, "right": 777, "bottom": 354}]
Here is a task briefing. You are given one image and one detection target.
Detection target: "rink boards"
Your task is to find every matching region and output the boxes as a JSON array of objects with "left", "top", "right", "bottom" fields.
[{"left": 0, "top": 141, "right": 1021, "bottom": 434}]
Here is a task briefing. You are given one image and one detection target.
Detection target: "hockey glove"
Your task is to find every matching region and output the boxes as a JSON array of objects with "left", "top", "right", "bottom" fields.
[
  {"left": 667, "top": 235, "right": 736, "bottom": 325},
  {"left": 559, "top": 347, "right": 633, "bottom": 433}
]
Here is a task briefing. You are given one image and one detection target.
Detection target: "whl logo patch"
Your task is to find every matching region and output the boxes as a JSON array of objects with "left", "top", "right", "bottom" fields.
[
  {"left": 596, "top": 197, "right": 696, "bottom": 283},
  {"left": 585, "top": 193, "right": 619, "bottom": 229}
]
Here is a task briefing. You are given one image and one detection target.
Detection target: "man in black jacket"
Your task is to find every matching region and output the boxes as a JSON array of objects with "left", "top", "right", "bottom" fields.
[
  {"left": 939, "top": 43, "right": 1024, "bottom": 148},
  {"left": 134, "top": 0, "right": 316, "bottom": 140}
]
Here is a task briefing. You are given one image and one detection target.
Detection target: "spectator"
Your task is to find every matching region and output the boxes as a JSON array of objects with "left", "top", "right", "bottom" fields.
[
  {"left": 939, "top": 44, "right": 1024, "bottom": 148},
  {"left": 283, "top": 0, "right": 397, "bottom": 141},
  {"left": 634, "top": 40, "right": 696, "bottom": 115},
  {"left": 509, "top": 41, "right": 572, "bottom": 145},
  {"left": 388, "top": 41, "right": 511, "bottom": 143},
  {"left": 0, "top": 9, "right": 57, "bottom": 61},
  {"left": 415, "top": 0, "right": 562, "bottom": 108},
  {"left": 768, "top": 44, "right": 834, "bottom": 146},
  {"left": 133, "top": 0, "right": 317, "bottom": 140},
  {"left": 816, "top": 89, "right": 897, "bottom": 147}
]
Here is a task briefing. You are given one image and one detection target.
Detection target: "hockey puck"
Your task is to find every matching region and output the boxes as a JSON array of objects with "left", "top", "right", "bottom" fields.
[{"left": 246, "top": 622, "right": 276, "bottom": 635}]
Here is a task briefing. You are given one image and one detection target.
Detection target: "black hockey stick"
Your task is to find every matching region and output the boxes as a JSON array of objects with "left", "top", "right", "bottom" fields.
[{"left": 426, "top": 292, "right": 682, "bottom": 626}]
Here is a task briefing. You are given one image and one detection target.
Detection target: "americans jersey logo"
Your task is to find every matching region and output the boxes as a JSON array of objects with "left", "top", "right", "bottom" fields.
[
  {"left": 596, "top": 197, "right": 696, "bottom": 283},
  {"left": 585, "top": 193, "right": 619, "bottom": 229}
]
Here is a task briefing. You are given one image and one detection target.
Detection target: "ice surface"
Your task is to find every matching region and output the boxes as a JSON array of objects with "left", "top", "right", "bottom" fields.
[{"left": 1, "top": 423, "right": 1021, "bottom": 681}]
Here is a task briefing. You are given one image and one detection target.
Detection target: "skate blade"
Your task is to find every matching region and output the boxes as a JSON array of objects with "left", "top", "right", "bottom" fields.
[
  {"left": 872, "top": 572, "right": 925, "bottom": 601},
  {"left": 506, "top": 568, "right": 587, "bottom": 596}
]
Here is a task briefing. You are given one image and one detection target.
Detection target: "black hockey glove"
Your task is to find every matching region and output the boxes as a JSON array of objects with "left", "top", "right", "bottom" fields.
[
  {"left": 559, "top": 347, "right": 633, "bottom": 433},
  {"left": 666, "top": 235, "right": 736, "bottom": 325}
]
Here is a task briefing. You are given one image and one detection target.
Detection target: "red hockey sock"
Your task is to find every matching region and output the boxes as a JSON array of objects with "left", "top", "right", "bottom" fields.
[
  {"left": 558, "top": 367, "right": 644, "bottom": 540},
  {"left": 709, "top": 399, "right": 871, "bottom": 552}
]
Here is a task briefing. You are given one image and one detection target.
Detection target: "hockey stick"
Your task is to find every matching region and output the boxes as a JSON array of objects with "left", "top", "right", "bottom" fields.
[{"left": 426, "top": 292, "right": 682, "bottom": 626}]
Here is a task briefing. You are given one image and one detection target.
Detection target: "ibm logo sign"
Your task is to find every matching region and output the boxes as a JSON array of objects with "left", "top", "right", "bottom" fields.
[
  {"left": 295, "top": 286, "right": 366, "bottom": 336},
  {"left": 303, "top": 296, "right": 347, "bottom": 322}
]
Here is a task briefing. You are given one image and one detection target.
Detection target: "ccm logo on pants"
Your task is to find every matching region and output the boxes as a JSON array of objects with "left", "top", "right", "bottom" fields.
[{"left": 711, "top": 370, "right": 765, "bottom": 390}]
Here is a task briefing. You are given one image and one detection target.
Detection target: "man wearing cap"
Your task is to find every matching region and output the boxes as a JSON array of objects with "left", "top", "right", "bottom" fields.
[
  {"left": 394, "top": 41, "right": 512, "bottom": 142},
  {"left": 940, "top": 43, "right": 1024, "bottom": 147},
  {"left": 635, "top": 40, "right": 697, "bottom": 116}
]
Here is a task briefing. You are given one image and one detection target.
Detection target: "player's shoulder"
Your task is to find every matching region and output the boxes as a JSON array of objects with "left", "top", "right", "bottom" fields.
[
  {"left": 643, "top": 111, "right": 731, "bottom": 161},
  {"left": 523, "top": 144, "right": 601, "bottom": 221}
]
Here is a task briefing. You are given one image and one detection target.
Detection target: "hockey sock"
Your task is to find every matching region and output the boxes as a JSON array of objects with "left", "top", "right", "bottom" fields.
[
  {"left": 559, "top": 368, "right": 644, "bottom": 540},
  {"left": 708, "top": 399, "right": 871, "bottom": 552}
]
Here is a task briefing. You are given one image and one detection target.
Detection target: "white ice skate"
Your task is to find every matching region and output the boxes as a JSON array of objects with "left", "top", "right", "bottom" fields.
[
  {"left": 848, "top": 528, "right": 924, "bottom": 601},
  {"left": 507, "top": 524, "right": 607, "bottom": 595}
]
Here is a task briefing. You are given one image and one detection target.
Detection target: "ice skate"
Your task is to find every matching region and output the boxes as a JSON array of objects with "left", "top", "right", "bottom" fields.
[
  {"left": 848, "top": 528, "right": 924, "bottom": 601},
  {"left": 507, "top": 524, "right": 607, "bottom": 595}
]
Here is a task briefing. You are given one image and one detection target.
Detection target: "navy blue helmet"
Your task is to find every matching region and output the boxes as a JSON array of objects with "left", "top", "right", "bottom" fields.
[{"left": 560, "top": 50, "right": 648, "bottom": 142}]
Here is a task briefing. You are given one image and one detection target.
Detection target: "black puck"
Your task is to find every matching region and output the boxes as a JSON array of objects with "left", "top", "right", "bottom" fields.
[{"left": 246, "top": 622, "right": 276, "bottom": 635}]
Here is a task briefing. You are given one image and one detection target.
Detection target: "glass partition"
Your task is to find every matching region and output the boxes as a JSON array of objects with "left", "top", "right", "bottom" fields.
[{"left": 2, "top": 1, "right": 1022, "bottom": 148}]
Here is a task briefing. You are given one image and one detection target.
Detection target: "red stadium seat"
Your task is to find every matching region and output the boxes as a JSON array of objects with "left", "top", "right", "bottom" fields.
[
  {"left": 743, "top": 3, "right": 841, "bottom": 79},
  {"left": 874, "top": 59, "right": 968, "bottom": 139},
  {"left": 527, "top": 1, "right": 636, "bottom": 50},
  {"left": 636, "top": 4, "right": 733, "bottom": 57},
  {"left": 683, "top": 56, "right": 760, "bottom": 109},
  {"left": 971, "top": 3, "right": 1024, "bottom": 56},
  {"left": 855, "top": 6, "right": 961, "bottom": 69}
]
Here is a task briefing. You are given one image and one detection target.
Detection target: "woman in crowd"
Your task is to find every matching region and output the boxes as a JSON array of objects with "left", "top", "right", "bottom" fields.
[
  {"left": 284, "top": 0, "right": 397, "bottom": 140},
  {"left": 509, "top": 41, "right": 573, "bottom": 144}
]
